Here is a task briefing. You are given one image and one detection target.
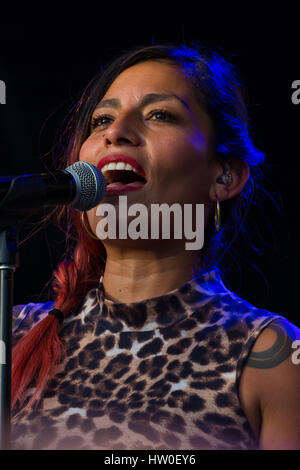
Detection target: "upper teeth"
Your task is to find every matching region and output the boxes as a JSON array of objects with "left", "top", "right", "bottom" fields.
[{"left": 101, "top": 162, "right": 139, "bottom": 173}]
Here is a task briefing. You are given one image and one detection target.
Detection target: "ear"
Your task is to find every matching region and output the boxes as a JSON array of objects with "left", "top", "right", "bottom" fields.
[{"left": 209, "top": 158, "right": 250, "bottom": 202}]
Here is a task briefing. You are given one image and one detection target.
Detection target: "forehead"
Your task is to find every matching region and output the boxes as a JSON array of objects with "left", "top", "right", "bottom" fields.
[
  {"left": 97, "top": 60, "right": 214, "bottom": 138},
  {"left": 102, "top": 60, "right": 195, "bottom": 101}
]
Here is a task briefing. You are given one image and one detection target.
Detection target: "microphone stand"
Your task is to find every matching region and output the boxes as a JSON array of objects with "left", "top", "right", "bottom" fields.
[
  {"left": 0, "top": 226, "right": 19, "bottom": 450},
  {"left": 0, "top": 186, "right": 36, "bottom": 450},
  {"left": 0, "top": 163, "right": 101, "bottom": 449}
]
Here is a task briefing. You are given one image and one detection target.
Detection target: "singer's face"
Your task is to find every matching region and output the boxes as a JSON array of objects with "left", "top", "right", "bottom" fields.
[{"left": 79, "top": 60, "right": 216, "bottom": 244}]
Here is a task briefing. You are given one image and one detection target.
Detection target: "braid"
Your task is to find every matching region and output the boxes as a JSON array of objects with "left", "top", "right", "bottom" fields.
[{"left": 12, "top": 214, "right": 106, "bottom": 414}]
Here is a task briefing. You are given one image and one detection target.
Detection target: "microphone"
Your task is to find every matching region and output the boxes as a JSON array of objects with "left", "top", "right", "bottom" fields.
[{"left": 0, "top": 161, "right": 107, "bottom": 215}]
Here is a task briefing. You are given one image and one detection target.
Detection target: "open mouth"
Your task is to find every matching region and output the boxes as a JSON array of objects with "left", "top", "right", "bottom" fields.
[{"left": 101, "top": 162, "right": 147, "bottom": 193}]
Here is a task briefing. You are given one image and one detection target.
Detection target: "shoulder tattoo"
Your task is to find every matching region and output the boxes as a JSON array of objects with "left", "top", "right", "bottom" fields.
[{"left": 245, "top": 320, "right": 297, "bottom": 369}]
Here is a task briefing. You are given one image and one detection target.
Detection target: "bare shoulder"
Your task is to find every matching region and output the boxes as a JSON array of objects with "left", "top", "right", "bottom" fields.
[
  {"left": 246, "top": 318, "right": 300, "bottom": 369},
  {"left": 239, "top": 318, "right": 300, "bottom": 449}
]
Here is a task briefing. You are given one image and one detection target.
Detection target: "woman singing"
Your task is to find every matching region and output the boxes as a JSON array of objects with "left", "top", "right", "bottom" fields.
[{"left": 11, "top": 44, "right": 300, "bottom": 450}]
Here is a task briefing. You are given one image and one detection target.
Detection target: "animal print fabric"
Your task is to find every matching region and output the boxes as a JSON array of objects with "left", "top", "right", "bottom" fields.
[{"left": 11, "top": 268, "right": 284, "bottom": 450}]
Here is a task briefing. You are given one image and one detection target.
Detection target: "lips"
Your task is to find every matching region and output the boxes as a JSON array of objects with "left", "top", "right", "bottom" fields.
[{"left": 98, "top": 154, "right": 147, "bottom": 195}]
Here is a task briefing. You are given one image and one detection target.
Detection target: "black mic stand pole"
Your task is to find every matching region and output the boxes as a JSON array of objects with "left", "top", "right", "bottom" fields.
[
  {"left": 0, "top": 172, "right": 63, "bottom": 450},
  {"left": 0, "top": 176, "right": 45, "bottom": 450},
  {"left": 0, "top": 164, "right": 99, "bottom": 449},
  {"left": 0, "top": 225, "right": 19, "bottom": 450}
]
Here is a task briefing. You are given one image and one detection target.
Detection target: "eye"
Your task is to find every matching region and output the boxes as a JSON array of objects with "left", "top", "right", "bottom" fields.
[
  {"left": 148, "top": 109, "right": 176, "bottom": 122},
  {"left": 90, "top": 114, "right": 114, "bottom": 130}
]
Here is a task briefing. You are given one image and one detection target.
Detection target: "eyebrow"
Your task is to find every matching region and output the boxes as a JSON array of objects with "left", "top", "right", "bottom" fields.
[{"left": 94, "top": 93, "right": 190, "bottom": 112}]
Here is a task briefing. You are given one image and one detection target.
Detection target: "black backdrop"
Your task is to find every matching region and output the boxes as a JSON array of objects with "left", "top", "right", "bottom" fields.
[{"left": 0, "top": 8, "right": 299, "bottom": 326}]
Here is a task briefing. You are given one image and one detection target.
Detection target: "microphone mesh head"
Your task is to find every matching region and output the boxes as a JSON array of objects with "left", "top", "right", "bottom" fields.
[{"left": 65, "top": 161, "right": 106, "bottom": 211}]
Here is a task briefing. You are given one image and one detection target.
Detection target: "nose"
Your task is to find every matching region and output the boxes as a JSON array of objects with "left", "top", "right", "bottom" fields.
[{"left": 103, "top": 114, "right": 141, "bottom": 147}]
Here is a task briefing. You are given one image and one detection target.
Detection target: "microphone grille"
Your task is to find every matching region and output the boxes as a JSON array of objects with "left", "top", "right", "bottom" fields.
[{"left": 65, "top": 161, "right": 106, "bottom": 211}]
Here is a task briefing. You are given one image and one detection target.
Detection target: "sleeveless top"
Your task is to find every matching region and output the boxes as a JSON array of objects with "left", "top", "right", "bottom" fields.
[{"left": 11, "top": 267, "right": 284, "bottom": 450}]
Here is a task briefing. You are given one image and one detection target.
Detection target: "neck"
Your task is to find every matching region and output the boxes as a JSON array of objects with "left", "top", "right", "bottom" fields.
[{"left": 102, "top": 243, "right": 202, "bottom": 303}]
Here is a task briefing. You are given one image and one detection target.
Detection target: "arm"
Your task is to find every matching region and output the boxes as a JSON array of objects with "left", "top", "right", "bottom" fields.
[{"left": 243, "top": 318, "right": 300, "bottom": 450}]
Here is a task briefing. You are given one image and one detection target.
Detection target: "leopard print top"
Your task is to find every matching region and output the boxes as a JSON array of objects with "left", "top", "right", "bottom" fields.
[{"left": 11, "top": 267, "right": 284, "bottom": 450}]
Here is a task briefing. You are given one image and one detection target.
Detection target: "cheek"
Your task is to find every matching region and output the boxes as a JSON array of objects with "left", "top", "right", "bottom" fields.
[
  {"left": 78, "top": 136, "right": 99, "bottom": 165},
  {"left": 149, "top": 131, "right": 212, "bottom": 204},
  {"left": 152, "top": 130, "right": 210, "bottom": 178},
  {"left": 187, "top": 129, "right": 211, "bottom": 154}
]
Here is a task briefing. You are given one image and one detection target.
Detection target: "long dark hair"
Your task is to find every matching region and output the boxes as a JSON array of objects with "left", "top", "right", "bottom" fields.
[{"left": 12, "top": 43, "right": 266, "bottom": 413}]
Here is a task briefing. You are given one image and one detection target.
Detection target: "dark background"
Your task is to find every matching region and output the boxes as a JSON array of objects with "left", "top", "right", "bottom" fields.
[{"left": 0, "top": 8, "right": 299, "bottom": 325}]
